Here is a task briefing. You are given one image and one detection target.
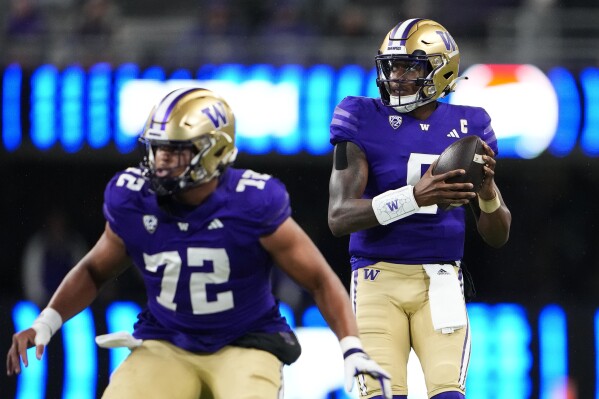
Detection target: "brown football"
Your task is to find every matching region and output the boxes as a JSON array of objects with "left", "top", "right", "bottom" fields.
[{"left": 432, "top": 136, "right": 486, "bottom": 209}]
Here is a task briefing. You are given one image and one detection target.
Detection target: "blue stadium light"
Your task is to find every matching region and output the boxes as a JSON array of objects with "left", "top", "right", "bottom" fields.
[
  {"left": 196, "top": 64, "right": 217, "bottom": 80},
  {"left": 242, "top": 64, "right": 276, "bottom": 154},
  {"left": 114, "top": 63, "right": 140, "bottom": 153},
  {"left": 6, "top": 301, "right": 598, "bottom": 398},
  {"left": 117, "top": 65, "right": 302, "bottom": 157},
  {"left": 142, "top": 65, "right": 166, "bottom": 80},
  {"left": 5, "top": 63, "right": 599, "bottom": 158},
  {"left": 335, "top": 65, "right": 365, "bottom": 108},
  {"left": 105, "top": 301, "right": 142, "bottom": 374},
  {"left": 211, "top": 64, "right": 246, "bottom": 150},
  {"left": 580, "top": 67, "right": 599, "bottom": 156},
  {"left": 114, "top": 65, "right": 165, "bottom": 153},
  {"left": 170, "top": 68, "right": 193, "bottom": 80},
  {"left": 494, "top": 304, "right": 532, "bottom": 399},
  {"left": 306, "top": 65, "right": 334, "bottom": 155},
  {"left": 301, "top": 305, "right": 327, "bottom": 327},
  {"left": 13, "top": 301, "right": 45, "bottom": 399},
  {"left": 62, "top": 308, "right": 97, "bottom": 399},
  {"left": 30, "top": 65, "right": 58, "bottom": 150},
  {"left": 548, "top": 67, "right": 581, "bottom": 157},
  {"left": 274, "top": 64, "right": 303, "bottom": 154},
  {"left": 2, "top": 64, "right": 22, "bottom": 151},
  {"left": 88, "top": 63, "right": 112, "bottom": 149},
  {"left": 467, "top": 303, "right": 493, "bottom": 398},
  {"left": 278, "top": 301, "right": 295, "bottom": 329},
  {"left": 466, "top": 303, "right": 531, "bottom": 399},
  {"left": 539, "top": 304, "right": 567, "bottom": 399},
  {"left": 366, "top": 67, "right": 379, "bottom": 99},
  {"left": 61, "top": 66, "right": 85, "bottom": 153},
  {"left": 211, "top": 63, "right": 245, "bottom": 82}
]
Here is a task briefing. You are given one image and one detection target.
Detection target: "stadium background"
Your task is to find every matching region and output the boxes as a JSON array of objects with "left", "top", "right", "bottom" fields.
[{"left": 1, "top": 0, "right": 599, "bottom": 398}]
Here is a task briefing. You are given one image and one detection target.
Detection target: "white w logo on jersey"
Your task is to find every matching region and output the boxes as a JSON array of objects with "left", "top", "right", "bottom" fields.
[
  {"left": 177, "top": 222, "right": 189, "bottom": 231},
  {"left": 420, "top": 123, "right": 430, "bottom": 131}
]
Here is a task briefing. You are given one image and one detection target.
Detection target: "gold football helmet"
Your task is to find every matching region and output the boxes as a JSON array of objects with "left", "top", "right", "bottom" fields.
[
  {"left": 375, "top": 18, "right": 461, "bottom": 113},
  {"left": 140, "top": 88, "right": 237, "bottom": 196}
]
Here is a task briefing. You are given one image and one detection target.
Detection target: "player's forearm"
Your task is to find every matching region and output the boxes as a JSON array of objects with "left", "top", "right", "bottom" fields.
[
  {"left": 477, "top": 205, "right": 511, "bottom": 248},
  {"left": 46, "top": 263, "right": 103, "bottom": 323},
  {"left": 328, "top": 199, "right": 380, "bottom": 237},
  {"left": 476, "top": 187, "right": 511, "bottom": 248},
  {"left": 310, "top": 276, "right": 359, "bottom": 339}
]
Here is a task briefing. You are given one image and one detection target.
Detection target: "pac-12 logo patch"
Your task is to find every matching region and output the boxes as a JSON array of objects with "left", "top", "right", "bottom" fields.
[
  {"left": 143, "top": 215, "right": 158, "bottom": 234},
  {"left": 389, "top": 115, "right": 402, "bottom": 129}
]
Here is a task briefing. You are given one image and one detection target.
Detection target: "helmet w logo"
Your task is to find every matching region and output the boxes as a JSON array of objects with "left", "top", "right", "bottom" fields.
[
  {"left": 436, "top": 30, "right": 457, "bottom": 51},
  {"left": 202, "top": 102, "right": 229, "bottom": 129}
]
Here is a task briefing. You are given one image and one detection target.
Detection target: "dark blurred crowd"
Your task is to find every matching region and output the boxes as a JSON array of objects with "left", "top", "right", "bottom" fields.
[{"left": 3, "top": 0, "right": 599, "bottom": 68}]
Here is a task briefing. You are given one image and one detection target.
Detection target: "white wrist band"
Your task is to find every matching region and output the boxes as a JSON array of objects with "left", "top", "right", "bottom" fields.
[
  {"left": 478, "top": 190, "right": 501, "bottom": 213},
  {"left": 32, "top": 308, "right": 63, "bottom": 346},
  {"left": 372, "top": 185, "right": 420, "bottom": 225}
]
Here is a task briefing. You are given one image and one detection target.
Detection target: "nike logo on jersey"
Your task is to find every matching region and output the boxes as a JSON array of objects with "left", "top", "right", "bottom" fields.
[
  {"left": 363, "top": 268, "right": 381, "bottom": 281},
  {"left": 208, "top": 219, "right": 224, "bottom": 230},
  {"left": 447, "top": 129, "right": 460, "bottom": 138}
]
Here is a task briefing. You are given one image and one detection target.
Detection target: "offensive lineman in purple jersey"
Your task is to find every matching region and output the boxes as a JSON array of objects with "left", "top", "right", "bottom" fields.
[
  {"left": 327, "top": 19, "right": 511, "bottom": 399},
  {"left": 7, "top": 88, "right": 392, "bottom": 398}
]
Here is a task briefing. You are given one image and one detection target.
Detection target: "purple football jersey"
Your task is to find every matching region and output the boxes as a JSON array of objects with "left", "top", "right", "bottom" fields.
[
  {"left": 330, "top": 97, "right": 498, "bottom": 268},
  {"left": 103, "top": 167, "right": 293, "bottom": 353}
]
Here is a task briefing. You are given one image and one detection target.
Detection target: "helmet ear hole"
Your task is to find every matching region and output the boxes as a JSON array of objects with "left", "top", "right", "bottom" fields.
[{"left": 214, "top": 146, "right": 225, "bottom": 157}]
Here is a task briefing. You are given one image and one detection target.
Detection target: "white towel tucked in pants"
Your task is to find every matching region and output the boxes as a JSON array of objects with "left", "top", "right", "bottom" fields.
[{"left": 423, "top": 264, "right": 467, "bottom": 334}]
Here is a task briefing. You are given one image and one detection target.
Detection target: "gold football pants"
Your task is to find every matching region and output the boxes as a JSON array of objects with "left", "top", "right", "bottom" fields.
[
  {"left": 351, "top": 262, "right": 470, "bottom": 398},
  {"left": 102, "top": 339, "right": 283, "bottom": 399}
]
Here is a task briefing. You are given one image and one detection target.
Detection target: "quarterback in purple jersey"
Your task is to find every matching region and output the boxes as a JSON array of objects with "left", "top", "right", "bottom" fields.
[
  {"left": 328, "top": 19, "right": 512, "bottom": 399},
  {"left": 7, "top": 88, "right": 391, "bottom": 399}
]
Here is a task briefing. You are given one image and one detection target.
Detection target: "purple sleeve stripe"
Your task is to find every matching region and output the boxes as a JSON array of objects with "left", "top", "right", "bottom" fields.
[
  {"left": 483, "top": 124, "right": 493, "bottom": 134},
  {"left": 334, "top": 106, "right": 358, "bottom": 122},
  {"left": 103, "top": 204, "right": 115, "bottom": 223},
  {"left": 331, "top": 118, "right": 358, "bottom": 132}
]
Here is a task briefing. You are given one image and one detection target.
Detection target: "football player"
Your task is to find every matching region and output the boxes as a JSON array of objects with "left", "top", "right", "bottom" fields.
[
  {"left": 327, "top": 19, "right": 512, "bottom": 398},
  {"left": 7, "top": 88, "right": 391, "bottom": 399}
]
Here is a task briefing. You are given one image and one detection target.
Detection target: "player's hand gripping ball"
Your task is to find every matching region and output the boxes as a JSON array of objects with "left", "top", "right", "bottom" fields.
[{"left": 432, "top": 136, "right": 486, "bottom": 210}]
